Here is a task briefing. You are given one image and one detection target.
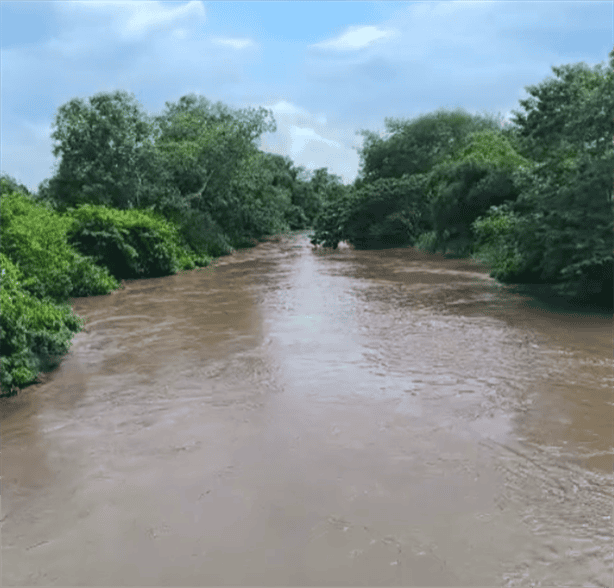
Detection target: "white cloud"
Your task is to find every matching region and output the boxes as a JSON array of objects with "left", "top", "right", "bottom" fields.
[
  {"left": 53, "top": 1, "right": 206, "bottom": 44},
  {"left": 311, "top": 25, "right": 397, "bottom": 51},
  {"left": 257, "top": 100, "right": 359, "bottom": 184},
  {"left": 211, "top": 37, "right": 255, "bottom": 50},
  {"left": 122, "top": 1, "right": 204, "bottom": 40},
  {"left": 270, "top": 101, "right": 324, "bottom": 125},
  {"left": 268, "top": 100, "right": 328, "bottom": 129},
  {"left": 289, "top": 126, "right": 342, "bottom": 153}
]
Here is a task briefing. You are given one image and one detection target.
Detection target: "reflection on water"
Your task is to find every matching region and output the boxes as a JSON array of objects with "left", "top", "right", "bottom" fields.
[{"left": 2, "top": 231, "right": 612, "bottom": 586}]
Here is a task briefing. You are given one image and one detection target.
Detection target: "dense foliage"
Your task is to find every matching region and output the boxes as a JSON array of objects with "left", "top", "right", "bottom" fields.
[
  {"left": 64, "top": 204, "right": 211, "bottom": 280},
  {"left": 0, "top": 252, "right": 85, "bottom": 394},
  {"left": 1, "top": 189, "right": 120, "bottom": 302},
  {"left": 311, "top": 49, "right": 614, "bottom": 309},
  {"left": 36, "top": 91, "right": 319, "bottom": 249},
  {"left": 356, "top": 108, "right": 506, "bottom": 183},
  {"left": 343, "top": 175, "right": 431, "bottom": 250},
  {"left": 0, "top": 185, "right": 212, "bottom": 396}
]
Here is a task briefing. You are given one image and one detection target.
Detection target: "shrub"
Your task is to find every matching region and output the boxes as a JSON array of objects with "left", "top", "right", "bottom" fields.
[
  {"left": 413, "top": 230, "right": 439, "bottom": 253},
  {"left": 1, "top": 191, "right": 120, "bottom": 302},
  {"left": 344, "top": 176, "right": 430, "bottom": 250},
  {"left": 309, "top": 189, "right": 356, "bottom": 249},
  {"left": 471, "top": 205, "right": 524, "bottom": 281},
  {"left": 64, "top": 204, "right": 210, "bottom": 280},
  {"left": 157, "top": 204, "right": 234, "bottom": 258},
  {"left": 0, "top": 253, "right": 85, "bottom": 396}
]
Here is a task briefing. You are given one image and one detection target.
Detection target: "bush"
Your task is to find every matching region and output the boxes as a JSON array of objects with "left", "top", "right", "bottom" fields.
[
  {"left": 64, "top": 204, "right": 211, "bottom": 280},
  {"left": 508, "top": 149, "right": 614, "bottom": 304},
  {"left": 158, "top": 204, "right": 234, "bottom": 258},
  {"left": 427, "top": 160, "right": 521, "bottom": 255},
  {"left": 309, "top": 188, "right": 356, "bottom": 249},
  {"left": 413, "top": 230, "right": 439, "bottom": 253},
  {"left": 471, "top": 205, "right": 524, "bottom": 281},
  {"left": 1, "top": 191, "right": 121, "bottom": 302},
  {"left": 0, "top": 253, "right": 85, "bottom": 396},
  {"left": 344, "top": 176, "right": 431, "bottom": 250}
]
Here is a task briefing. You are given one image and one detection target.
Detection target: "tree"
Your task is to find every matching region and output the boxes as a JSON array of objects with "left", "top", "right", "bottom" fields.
[
  {"left": 41, "top": 90, "right": 156, "bottom": 211},
  {"left": 355, "top": 107, "right": 507, "bottom": 183},
  {"left": 445, "top": 129, "right": 534, "bottom": 173},
  {"left": 427, "top": 160, "right": 522, "bottom": 256},
  {"left": 309, "top": 183, "right": 355, "bottom": 249},
  {"left": 410, "top": 127, "right": 531, "bottom": 255},
  {"left": 504, "top": 48, "right": 613, "bottom": 183},
  {"left": 343, "top": 175, "right": 432, "bottom": 249},
  {"left": 224, "top": 150, "right": 293, "bottom": 240},
  {"left": 149, "top": 94, "right": 277, "bottom": 232},
  {"left": 493, "top": 49, "right": 614, "bottom": 305},
  {"left": 308, "top": 168, "right": 345, "bottom": 204},
  {"left": 1, "top": 173, "right": 34, "bottom": 198}
]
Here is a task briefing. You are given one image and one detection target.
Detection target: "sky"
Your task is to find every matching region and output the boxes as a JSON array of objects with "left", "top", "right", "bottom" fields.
[{"left": 1, "top": 1, "right": 612, "bottom": 193}]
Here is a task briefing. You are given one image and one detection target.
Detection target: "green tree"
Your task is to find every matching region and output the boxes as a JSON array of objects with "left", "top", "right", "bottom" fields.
[
  {"left": 506, "top": 148, "right": 613, "bottom": 304},
  {"left": 507, "top": 50, "right": 614, "bottom": 165},
  {"left": 355, "top": 107, "right": 506, "bottom": 183},
  {"left": 225, "top": 150, "right": 293, "bottom": 242},
  {"left": 426, "top": 160, "right": 522, "bottom": 256},
  {"left": 256, "top": 153, "right": 311, "bottom": 230},
  {"left": 445, "top": 129, "right": 534, "bottom": 173},
  {"left": 421, "top": 129, "right": 533, "bottom": 255},
  {"left": 492, "top": 49, "right": 614, "bottom": 305},
  {"left": 149, "top": 94, "right": 277, "bottom": 236},
  {"left": 309, "top": 184, "right": 355, "bottom": 249},
  {"left": 40, "top": 90, "right": 157, "bottom": 211},
  {"left": 1, "top": 173, "right": 34, "bottom": 198},
  {"left": 343, "top": 175, "right": 432, "bottom": 249},
  {"left": 309, "top": 168, "right": 346, "bottom": 205}
]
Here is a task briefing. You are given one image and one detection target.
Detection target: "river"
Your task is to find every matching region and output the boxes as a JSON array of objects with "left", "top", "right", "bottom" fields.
[{"left": 2, "top": 230, "right": 612, "bottom": 586}]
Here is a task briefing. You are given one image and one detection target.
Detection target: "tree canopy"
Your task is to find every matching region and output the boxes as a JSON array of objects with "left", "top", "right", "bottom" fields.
[
  {"left": 506, "top": 54, "right": 613, "bottom": 164},
  {"left": 42, "top": 90, "right": 156, "bottom": 211},
  {"left": 355, "top": 107, "right": 506, "bottom": 183},
  {"left": 312, "top": 49, "right": 613, "bottom": 307}
]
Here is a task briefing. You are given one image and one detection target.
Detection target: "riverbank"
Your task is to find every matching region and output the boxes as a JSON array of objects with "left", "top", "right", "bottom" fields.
[{"left": 0, "top": 187, "right": 300, "bottom": 397}]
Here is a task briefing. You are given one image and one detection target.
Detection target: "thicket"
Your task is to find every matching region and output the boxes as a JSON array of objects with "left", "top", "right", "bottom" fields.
[
  {"left": 0, "top": 188, "right": 108, "bottom": 394},
  {"left": 342, "top": 175, "right": 431, "bottom": 250},
  {"left": 1, "top": 251, "right": 85, "bottom": 393},
  {"left": 310, "top": 49, "right": 614, "bottom": 310}
]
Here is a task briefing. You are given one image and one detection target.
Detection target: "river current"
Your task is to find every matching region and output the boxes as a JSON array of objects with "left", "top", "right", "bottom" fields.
[{"left": 2, "top": 230, "right": 613, "bottom": 586}]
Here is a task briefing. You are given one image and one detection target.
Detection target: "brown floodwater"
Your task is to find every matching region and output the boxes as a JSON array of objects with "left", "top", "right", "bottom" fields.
[{"left": 2, "top": 230, "right": 613, "bottom": 586}]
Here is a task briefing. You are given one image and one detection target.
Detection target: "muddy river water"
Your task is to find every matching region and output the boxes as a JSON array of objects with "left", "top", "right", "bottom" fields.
[{"left": 2, "top": 231, "right": 613, "bottom": 586}]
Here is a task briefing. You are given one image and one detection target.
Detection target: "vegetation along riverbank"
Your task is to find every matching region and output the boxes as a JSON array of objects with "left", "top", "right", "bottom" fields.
[{"left": 1, "top": 50, "right": 612, "bottom": 397}]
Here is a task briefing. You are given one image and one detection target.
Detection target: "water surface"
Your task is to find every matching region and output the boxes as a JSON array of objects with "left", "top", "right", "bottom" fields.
[{"left": 2, "top": 231, "right": 612, "bottom": 586}]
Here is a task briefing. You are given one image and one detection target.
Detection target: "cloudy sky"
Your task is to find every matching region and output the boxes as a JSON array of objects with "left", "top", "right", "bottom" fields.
[{"left": 1, "top": 1, "right": 611, "bottom": 192}]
